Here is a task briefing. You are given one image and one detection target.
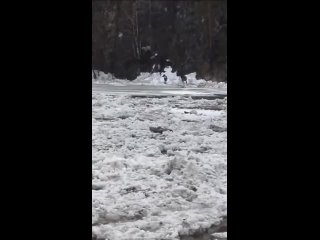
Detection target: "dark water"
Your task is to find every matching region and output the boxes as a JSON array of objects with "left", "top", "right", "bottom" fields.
[{"left": 92, "top": 84, "right": 227, "bottom": 99}]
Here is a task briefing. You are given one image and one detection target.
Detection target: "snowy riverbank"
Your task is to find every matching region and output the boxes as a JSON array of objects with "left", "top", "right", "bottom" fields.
[{"left": 92, "top": 67, "right": 227, "bottom": 91}]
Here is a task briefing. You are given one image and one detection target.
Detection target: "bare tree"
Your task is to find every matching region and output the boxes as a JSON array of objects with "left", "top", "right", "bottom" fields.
[
  {"left": 207, "top": 1, "right": 213, "bottom": 51},
  {"left": 123, "top": 0, "right": 141, "bottom": 60}
]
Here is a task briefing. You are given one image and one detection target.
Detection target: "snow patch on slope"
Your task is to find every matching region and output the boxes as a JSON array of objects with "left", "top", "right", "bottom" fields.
[{"left": 92, "top": 67, "right": 227, "bottom": 90}]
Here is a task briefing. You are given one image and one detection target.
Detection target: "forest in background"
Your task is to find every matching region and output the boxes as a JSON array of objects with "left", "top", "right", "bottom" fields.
[{"left": 92, "top": 0, "right": 227, "bottom": 81}]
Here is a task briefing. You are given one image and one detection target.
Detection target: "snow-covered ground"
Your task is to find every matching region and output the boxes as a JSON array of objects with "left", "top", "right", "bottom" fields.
[
  {"left": 92, "top": 67, "right": 227, "bottom": 91},
  {"left": 92, "top": 92, "right": 227, "bottom": 240}
]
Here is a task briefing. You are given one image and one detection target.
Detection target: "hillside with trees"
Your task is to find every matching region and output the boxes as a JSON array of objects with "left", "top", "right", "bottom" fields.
[{"left": 92, "top": 0, "right": 227, "bottom": 81}]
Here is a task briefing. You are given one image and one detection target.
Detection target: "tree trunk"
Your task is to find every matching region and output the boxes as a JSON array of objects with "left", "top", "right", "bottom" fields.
[{"left": 207, "top": 1, "right": 212, "bottom": 51}]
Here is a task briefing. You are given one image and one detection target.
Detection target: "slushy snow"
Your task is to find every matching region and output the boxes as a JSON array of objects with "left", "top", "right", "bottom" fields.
[{"left": 92, "top": 92, "right": 227, "bottom": 240}]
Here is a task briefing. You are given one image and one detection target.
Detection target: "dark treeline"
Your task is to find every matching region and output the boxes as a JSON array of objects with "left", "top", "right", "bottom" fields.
[{"left": 92, "top": 0, "right": 227, "bottom": 81}]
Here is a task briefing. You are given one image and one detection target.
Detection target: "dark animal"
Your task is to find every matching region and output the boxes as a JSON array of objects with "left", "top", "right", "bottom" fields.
[
  {"left": 181, "top": 75, "right": 187, "bottom": 85},
  {"left": 163, "top": 74, "right": 167, "bottom": 84}
]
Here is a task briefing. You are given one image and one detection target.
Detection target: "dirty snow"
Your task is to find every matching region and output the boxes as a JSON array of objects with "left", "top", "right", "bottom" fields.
[
  {"left": 92, "top": 67, "right": 227, "bottom": 90},
  {"left": 92, "top": 93, "right": 227, "bottom": 240}
]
